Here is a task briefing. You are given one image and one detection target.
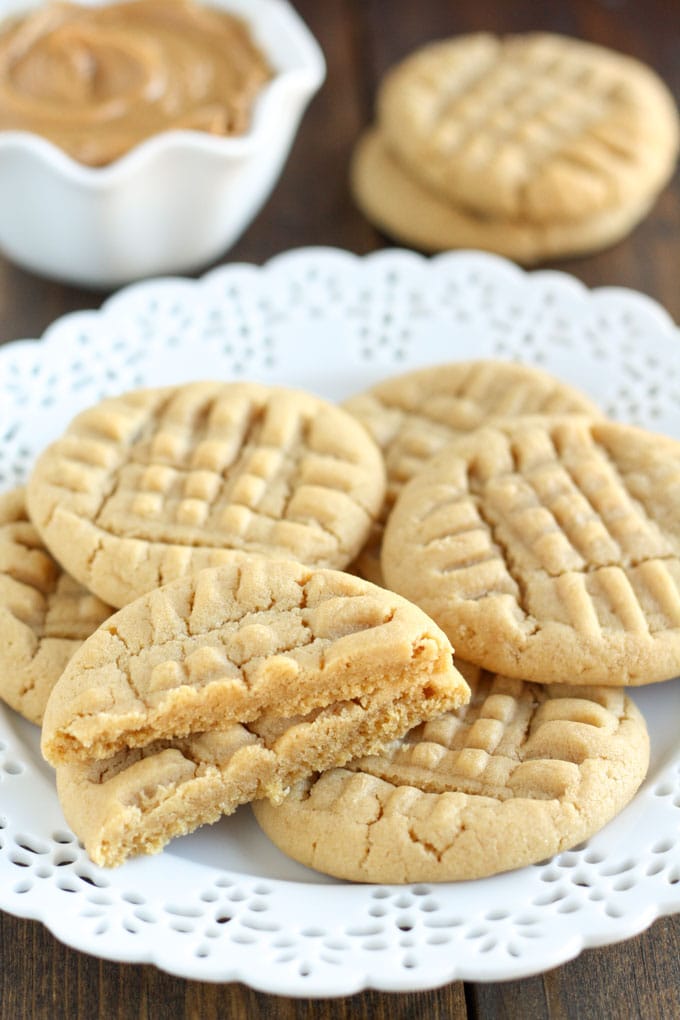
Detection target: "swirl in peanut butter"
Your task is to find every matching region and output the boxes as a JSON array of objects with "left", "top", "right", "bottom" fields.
[{"left": 0, "top": 1, "right": 272, "bottom": 165}]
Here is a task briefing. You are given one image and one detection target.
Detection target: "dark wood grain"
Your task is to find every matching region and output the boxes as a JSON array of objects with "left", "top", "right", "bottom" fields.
[
  {"left": 469, "top": 916, "right": 680, "bottom": 1020},
  {"left": 0, "top": 1, "right": 679, "bottom": 1017},
  {"left": 0, "top": 913, "right": 469, "bottom": 1019}
]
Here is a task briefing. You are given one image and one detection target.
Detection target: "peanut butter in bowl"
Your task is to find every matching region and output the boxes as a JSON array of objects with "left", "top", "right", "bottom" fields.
[
  {"left": 0, "top": 0, "right": 324, "bottom": 286},
  {"left": 0, "top": 0, "right": 273, "bottom": 165}
]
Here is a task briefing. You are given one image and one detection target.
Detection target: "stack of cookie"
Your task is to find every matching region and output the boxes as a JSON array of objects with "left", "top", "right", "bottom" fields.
[
  {"left": 351, "top": 32, "right": 680, "bottom": 263},
  {"left": 2, "top": 364, "right": 676, "bottom": 884}
]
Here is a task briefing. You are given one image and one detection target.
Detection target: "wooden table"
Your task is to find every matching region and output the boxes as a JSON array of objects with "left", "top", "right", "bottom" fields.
[{"left": 1, "top": 2, "right": 679, "bottom": 1016}]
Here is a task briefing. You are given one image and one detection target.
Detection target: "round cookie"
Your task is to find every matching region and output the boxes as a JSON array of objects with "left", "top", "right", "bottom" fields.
[
  {"left": 382, "top": 416, "right": 680, "bottom": 686},
  {"left": 351, "top": 127, "right": 659, "bottom": 262},
  {"left": 26, "top": 381, "right": 386, "bottom": 608},
  {"left": 343, "top": 361, "right": 600, "bottom": 584},
  {"left": 0, "top": 487, "right": 112, "bottom": 725},
  {"left": 253, "top": 664, "right": 649, "bottom": 883},
  {"left": 378, "top": 32, "right": 679, "bottom": 225},
  {"left": 41, "top": 557, "right": 469, "bottom": 765}
]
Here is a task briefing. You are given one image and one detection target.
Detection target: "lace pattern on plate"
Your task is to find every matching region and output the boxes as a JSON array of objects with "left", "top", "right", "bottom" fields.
[{"left": 0, "top": 248, "right": 679, "bottom": 995}]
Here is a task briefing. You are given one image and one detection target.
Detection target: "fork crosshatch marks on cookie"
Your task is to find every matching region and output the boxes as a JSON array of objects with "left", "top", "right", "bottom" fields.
[
  {"left": 26, "top": 382, "right": 386, "bottom": 608},
  {"left": 382, "top": 418, "right": 680, "bottom": 685},
  {"left": 378, "top": 33, "right": 679, "bottom": 223},
  {"left": 1, "top": 250, "right": 680, "bottom": 989},
  {"left": 253, "top": 667, "right": 649, "bottom": 883}
]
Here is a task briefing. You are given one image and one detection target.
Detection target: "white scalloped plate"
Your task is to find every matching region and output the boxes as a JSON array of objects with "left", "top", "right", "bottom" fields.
[{"left": 1, "top": 248, "right": 680, "bottom": 997}]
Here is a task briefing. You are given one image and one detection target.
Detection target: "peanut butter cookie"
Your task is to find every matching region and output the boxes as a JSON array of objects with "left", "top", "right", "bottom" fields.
[
  {"left": 27, "top": 381, "right": 386, "bottom": 608},
  {"left": 353, "top": 33, "right": 679, "bottom": 260},
  {"left": 351, "top": 127, "right": 661, "bottom": 262},
  {"left": 253, "top": 664, "right": 649, "bottom": 882},
  {"left": 55, "top": 667, "right": 467, "bottom": 868},
  {"left": 344, "top": 361, "right": 599, "bottom": 584},
  {"left": 41, "top": 557, "right": 469, "bottom": 765},
  {"left": 382, "top": 417, "right": 680, "bottom": 685},
  {"left": 0, "top": 488, "right": 112, "bottom": 724}
]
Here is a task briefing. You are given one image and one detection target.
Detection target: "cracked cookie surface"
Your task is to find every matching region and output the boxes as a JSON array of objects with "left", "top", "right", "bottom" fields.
[
  {"left": 0, "top": 487, "right": 112, "bottom": 724},
  {"left": 26, "top": 381, "right": 386, "bottom": 608},
  {"left": 253, "top": 663, "right": 649, "bottom": 882},
  {"left": 382, "top": 416, "right": 680, "bottom": 685},
  {"left": 41, "top": 557, "right": 469, "bottom": 765}
]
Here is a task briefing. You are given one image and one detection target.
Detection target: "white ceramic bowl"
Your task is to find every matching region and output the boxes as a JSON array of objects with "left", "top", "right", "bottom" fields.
[{"left": 0, "top": 0, "right": 325, "bottom": 288}]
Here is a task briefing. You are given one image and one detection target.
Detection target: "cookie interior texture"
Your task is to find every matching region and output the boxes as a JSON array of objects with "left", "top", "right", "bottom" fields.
[
  {"left": 382, "top": 416, "right": 680, "bottom": 685},
  {"left": 41, "top": 557, "right": 469, "bottom": 765},
  {"left": 252, "top": 665, "right": 649, "bottom": 883},
  {"left": 26, "top": 381, "right": 386, "bottom": 608},
  {"left": 55, "top": 666, "right": 469, "bottom": 868},
  {"left": 0, "top": 487, "right": 112, "bottom": 724}
]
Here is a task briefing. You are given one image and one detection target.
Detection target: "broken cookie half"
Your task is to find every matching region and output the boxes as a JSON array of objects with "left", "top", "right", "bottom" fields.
[{"left": 42, "top": 557, "right": 469, "bottom": 866}]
